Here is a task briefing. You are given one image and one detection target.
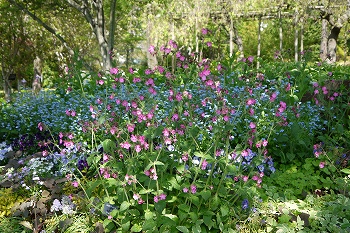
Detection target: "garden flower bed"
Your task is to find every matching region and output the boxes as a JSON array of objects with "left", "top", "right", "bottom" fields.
[{"left": 0, "top": 42, "right": 349, "bottom": 232}]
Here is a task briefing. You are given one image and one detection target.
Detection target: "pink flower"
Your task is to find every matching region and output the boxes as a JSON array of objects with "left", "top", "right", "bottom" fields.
[
  {"left": 154, "top": 195, "right": 159, "bottom": 203},
  {"left": 243, "top": 176, "right": 249, "bottom": 182},
  {"left": 110, "top": 67, "right": 119, "bottom": 75},
  {"left": 201, "top": 159, "right": 208, "bottom": 170},
  {"left": 120, "top": 141, "right": 131, "bottom": 149},
  {"left": 133, "top": 193, "right": 140, "bottom": 200},
  {"left": 285, "top": 83, "right": 291, "bottom": 91},
  {"left": 249, "top": 122, "right": 256, "bottom": 129},
  {"left": 190, "top": 185, "right": 197, "bottom": 194},
  {"left": 246, "top": 98, "right": 256, "bottom": 106},
  {"left": 157, "top": 66, "right": 165, "bottom": 74},
  {"left": 319, "top": 161, "right": 326, "bottom": 168},
  {"left": 148, "top": 45, "right": 156, "bottom": 55},
  {"left": 270, "top": 92, "right": 277, "bottom": 102},
  {"left": 262, "top": 139, "right": 268, "bottom": 147},
  {"left": 135, "top": 145, "right": 142, "bottom": 153},
  {"left": 183, "top": 187, "right": 189, "bottom": 193},
  {"left": 72, "top": 181, "right": 79, "bottom": 188},
  {"left": 159, "top": 193, "right": 167, "bottom": 200},
  {"left": 127, "top": 124, "right": 135, "bottom": 133},
  {"left": 201, "top": 28, "right": 208, "bottom": 35},
  {"left": 138, "top": 199, "right": 144, "bottom": 204}
]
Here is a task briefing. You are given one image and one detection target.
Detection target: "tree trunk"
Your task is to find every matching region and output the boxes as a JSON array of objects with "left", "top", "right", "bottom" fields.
[
  {"left": 33, "top": 56, "right": 42, "bottom": 94},
  {"left": 229, "top": 17, "right": 234, "bottom": 57},
  {"left": 1, "top": 68, "right": 12, "bottom": 102},
  {"left": 257, "top": 17, "right": 261, "bottom": 69},
  {"left": 320, "top": 18, "right": 328, "bottom": 61},
  {"left": 327, "top": 26, "right": 341, "bottom": 63},
  {"left": 279, "top": 8, "right": 283, "bottom": 53},
  {"left": 294, "top": 10, "right": 298, "bottom": 62},
  {"left": 300, "top": 17, "right": 304, "bottom": 53},
  {"left": 232, "top": 22, "right": 244, "bottom": 60},
  {"left": 146, "top": 7, "right": 158, "bottom": 69}
]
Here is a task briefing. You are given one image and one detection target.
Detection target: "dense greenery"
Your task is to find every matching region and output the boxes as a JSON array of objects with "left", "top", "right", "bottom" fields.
[{"left": 0, "top": 38, "right": 349, "bottom": 232}]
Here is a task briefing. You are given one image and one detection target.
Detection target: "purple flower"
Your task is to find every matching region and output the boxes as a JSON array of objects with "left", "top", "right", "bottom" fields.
[{"left": 242, "top": 199, "right": 249, "bottom": 210}]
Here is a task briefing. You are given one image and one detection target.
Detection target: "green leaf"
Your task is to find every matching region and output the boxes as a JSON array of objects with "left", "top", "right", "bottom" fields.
[
  {"left": 194, "top": 151, "right": 212, "bottom": 160},
  {"left": 155, "top": 201, "right": 166, "bottom": 213},
  {"left": 278, "top": 214, "right": 292, "bottom": 223},
  {"left": 121, "top": 221, "right": 130, "bottom": 231},
  {"left": 168, "top": 177, "right": 181, "bottom": 190},
  {"left": 139, "top": 189, "right": 153, "bottom": 194},
  {"left": 130, "top": 224, "right": 142, "bottom": 232},
  {"left": 144, "top": 209, "right": 154, "bottom": 220},
  {"left": 102, "top": 138, "right": 116, "bottom": 153},
  {"left": 192, "top": 224, "right": 201, "bottom": 233},
  {"left": 220, "top": 204, "right": 229, "bottom": 217},
  {"left": 178, "top": 204, "right": 190, "bottom": 212},
  {"left": 154, "top": 161, "right": 165, "bottom": 166},
  {"left": 120, "top": 201, "right": 130, "bottom": 212},
  {"left": 176, "top": 226, "right": 189, "bottom": 233},
  {"left": 200, "top": 190, "right": 211, "bottom": 201},
  {"left": 178, "top": 210, "right": 188, "bottom": 221},
  {"left": 142, "top": 219, "right": 156, "bottom": 231},
  {"left": 98, "top": 116, "right": 106, "bottom": 125},
  {"left": 85, "top": 180, "right": 102, "bottom": 197},
  {"left": 203, "top": 215, "right": 214, "bottom": 229},
  {"left": 211, "top": 194, "right": 220, "bottom": 211},
  {"left": 190, "top": 195, "right": 200, "bottom": 207},
  {"left": 189, "top": 212, "right": 198, "bottom": 222},
  {"left": 341, "top": 168, "right": 350, "bottom": 175}
]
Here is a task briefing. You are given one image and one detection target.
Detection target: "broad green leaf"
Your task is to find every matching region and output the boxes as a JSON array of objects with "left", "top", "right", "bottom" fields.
[
  {"left": 341, "top": 168, "right": 350, "bottom": 175},
  {"left": 142, "top": 219, "right": 156, "bottom": 231},
  {"left": 178, "top": 204, "right": 190, "bottom": 212},
  {"left": 176, "top": 226, "right": 189, "bottom": 233},
  {"left": 220, "top": 204, "right": 229, "bottom": 217},
  {"left": 192, "top": 224, "right": 201, "bottom": 233},
  {"left": 144, "top": 209, "right": 154, "bottom": 220},
  {"left": 200, "top": 190, "right": 211, "bottom": 201},
  {"left": 190, "top": 195, "right": 200, "bottom": 207},
  {"left": 121, "top": 221, "right": 130, "bottom": 232},
  {"left": 130, "top": 224, "right": 142, "bottom": 232},
  {"left": 168, "top": 177, "right": 180, "bottom": 190},
  {"left": 139, "top": 189, "right": 153, "bottom": 194},
  {"left": 154, "top": 161, "right": 165, "bottom": 166},
  {"left": 120, "top": 201, "right": 130, "bottom": 212},
  {"left": 102, "top": 138, "right": 116, "bottom": 153},
  {"left": 194, "top": 151, "right": 212, "bottom": 160}
]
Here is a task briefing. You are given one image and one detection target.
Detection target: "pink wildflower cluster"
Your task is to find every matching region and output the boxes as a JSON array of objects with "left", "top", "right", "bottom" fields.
[
  {"left": 144, "top": 167, "right": 158, "bottom": 180},
  {"left": 65, "top": 109, "right": 77, "bottom": 117},
  {"left": 124, "top": 174, "right": 137, "bottom": 185},
  {"left": 183, "top": 184, "right": 197, "bottom": 194},
  {"left": 133, "top": 193, "right": 144, "bottom": 204},
  {"left": 153, "top": 193, "right": 167, "bottom": 203},
  {"left": 312, "top": 81, "right": 341, "bottom": 104},
  {"left": 313, "top": 143, "right": 326, "bottom": 169},
  {"left": 100, "top": 167, "right": 117, "bottom": 179}
]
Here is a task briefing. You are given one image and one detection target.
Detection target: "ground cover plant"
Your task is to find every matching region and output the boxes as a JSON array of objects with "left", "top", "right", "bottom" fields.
[{"left": 0, "top": 37, "right": 349, "bottom": 232}]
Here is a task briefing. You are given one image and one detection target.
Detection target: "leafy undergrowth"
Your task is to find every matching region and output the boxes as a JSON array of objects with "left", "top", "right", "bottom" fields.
[{"left": 0, "top": 40, "right": 349, "bottom": 232}]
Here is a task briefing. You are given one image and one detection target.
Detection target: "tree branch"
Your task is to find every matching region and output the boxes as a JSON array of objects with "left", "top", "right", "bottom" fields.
[{"left": 8, "top": 0, "right": 74, "bottom": 56}]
